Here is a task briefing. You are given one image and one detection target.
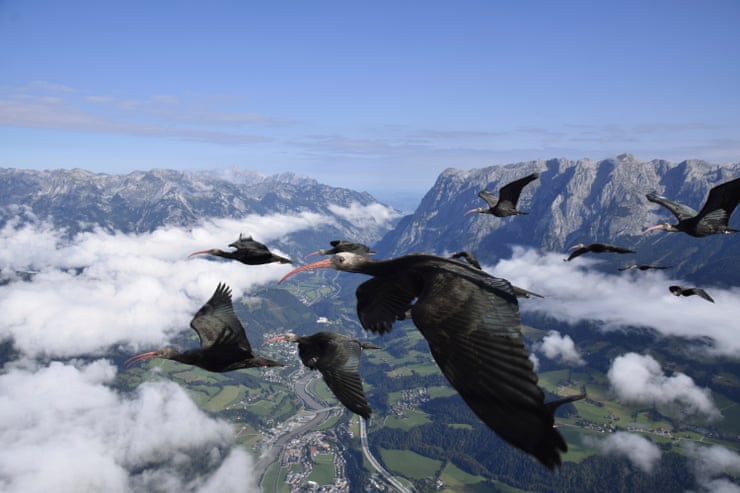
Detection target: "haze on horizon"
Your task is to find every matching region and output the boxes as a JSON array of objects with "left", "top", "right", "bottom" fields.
[{"left": 1, "top": 0, "right": 739, "bottom": 207}]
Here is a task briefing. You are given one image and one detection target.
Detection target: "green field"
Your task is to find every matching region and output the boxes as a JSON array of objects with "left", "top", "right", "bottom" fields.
[{"left": 379, "top": 448, "right": 443, "bottom": 480}]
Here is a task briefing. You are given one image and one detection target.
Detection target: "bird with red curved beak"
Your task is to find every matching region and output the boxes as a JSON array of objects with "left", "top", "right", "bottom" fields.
[
  {"left": 189, "top": 233, "right": 292, "bottom": 265},
  {"left": 464, "top": 172, "right": 539, "bottom": 217},
  {"left": 279, "top": 251, "right": 584, "bottom": 470},
  {"left": 642, "top": 177, "right": 740, "bottom": 237},
  {"left": 266, "top": 331, "right": 380, "bottom": 419},
  {"left": 304, "top": 240, "right": 376, "bottom": 259},
  {"left": 126, "top": 283, "right": 284, "bottom": 372}
]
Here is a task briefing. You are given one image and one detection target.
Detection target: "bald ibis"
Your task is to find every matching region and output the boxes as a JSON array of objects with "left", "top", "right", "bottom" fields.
[
  {"left": 266, "top": 331, "right": 380, "bottom": 418},
  {"left": 565, "top": 243, "right": 635, "bottom": 261},
  {"left": 450, "top": 251, "right": 544, "bottom": 298},
  {"left": 189, "top": 233, "right": 292, "bottom": 265},
  {"left": 643, "top": 177, "right": 740, "bottom": 237},
  {"left": 465, "top": 172, "right": 539, "bottom": 217},
  {"left": 618, "top": 263, "right": 672, "bottom": 272},
  {"left": 126, "top": 283, "right": 284, "bottom": 372},
  {"left": 669, "top": 285, "right": 715, "bottom": 303},
  {"left": 279, "top": 252, "right": 581, "bottom": 469}
]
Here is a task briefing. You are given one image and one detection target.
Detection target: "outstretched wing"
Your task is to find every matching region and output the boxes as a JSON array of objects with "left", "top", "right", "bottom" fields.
[
  {"left": 646, "top": 191, "right": 698, "bottom": 221},
  {"left": 477, "top": 189, "right": 499, "bottom": 208},
  {"left": 314, "top": 338, "right": 373, "bottom": 419},
  {"left": 356, "top": 277, "right": 418, "bottom": 334},
  {"left": 693, "top": 288, "right": 715, "bottom": 303},
  {"left": 409, "top": 265, "right": 566, "bottom": 469},
  {"left": 566, "top": 247, "right": 589, "bottom": 261},
  {"left": 695, "top": 177, "right": 740, "bottom": 227},
  {"left": 498, "top": 172, "right": 539, "bottom": 208},
  {"left": 190, "top": 283, "right": 251, "bottom": 351}
]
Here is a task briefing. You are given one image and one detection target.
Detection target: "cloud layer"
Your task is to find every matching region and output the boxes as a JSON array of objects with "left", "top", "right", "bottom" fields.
[
  {"left": 583, "top": 432, "right": 662, "bottom": 473},
  {"left": 607, "top": 353, "right": 720, "bottom": 421},
  {"left": 491, "top": 247, "right": 740, "bottom": 357},
  {"left": 0, "top": 360, "right": 254, "bottom": 493}
]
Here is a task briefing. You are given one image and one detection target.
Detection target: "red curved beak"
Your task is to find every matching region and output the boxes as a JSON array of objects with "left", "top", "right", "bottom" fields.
[
  {"left": 641, "top": 225, "right": 663, "bottom": 235},
  {"left": 278, "top": 258, "right": 334, "bottom": 284},
  {"left": 304, "top": 250, "right": 321, "bottom": 259},
  {"left": 125, "top": 351, "right": 159, "bottom": 368},
  {"left": 264, "top": 335, "right": 288, "bottom": 344},
  {"left": 463, "top": 208, "right": 479, "bottom": 216},
  {"left": 188, "top": 249, "right": 211, "bottom": 257}
]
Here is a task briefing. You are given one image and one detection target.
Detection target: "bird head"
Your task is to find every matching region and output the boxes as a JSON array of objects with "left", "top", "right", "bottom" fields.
[
  {"left": 125, "top": 347, "right": 180, "bottom": 367},
  {"left": 188, "top": 248, "right": 223, "bottom": 258},
  {"left": 567, "top": 243, "right": 585, "bottom": 250},
  {"left": 279, "top": 252, "right": 365, "bottom": 283}
]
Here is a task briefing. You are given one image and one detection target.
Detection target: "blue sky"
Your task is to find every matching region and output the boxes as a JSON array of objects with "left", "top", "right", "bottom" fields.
[{"left": 1, "top": 0, "right": 739, "bottom": 205}]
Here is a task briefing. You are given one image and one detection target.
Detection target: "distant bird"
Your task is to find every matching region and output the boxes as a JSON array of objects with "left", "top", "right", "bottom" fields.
[
  {"left": 643, "top": 177, "right": 740, "bottom": 237},
  {"left": 618, "top": 263, "right": 672, "bottom": 272},
  {"left": 565, "top": 243, "right": 636, "bottom": 262},
  {"left": 189, "top": 233, "right": 292, "bottom": 265},
  {"left": 305, "top": 240, "right": 376, "bottom": 258},
  {"left": 669, "top": 285, "right": 715, "bottom": 303},
  {"left": 450, "top": 251, "right": 544, "bottom": 298},
  {"left": 266, "top": 331, "right": 380, "bottom": 419},
  {"left": 465, "top": 172, "right": 539, "bottom": 217},
  {"left": 126, "top": 283, "right": 284, "bottom": 372},
  {"left": 279, "top": 252, "right": 580, "bottom": 469}
]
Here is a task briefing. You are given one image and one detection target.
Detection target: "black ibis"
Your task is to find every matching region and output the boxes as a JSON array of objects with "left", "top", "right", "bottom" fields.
[
  {"left": 643, "top": 177, "right": 740, "bottom": 237},
  {"left": 669, "top": 285, "right": 715, "bottom": 303},
  {"left": 279, "top": 252, "right": 581, "bottom": 469},
  {"left": 450, "top": 251, "right": 544, "bottom": 298},
  {"left": 189, "top": 233, "right": 292, "bottom": 265},
  {"left": 266, "top": 331, "right": 380, "bottom": 418},
  {"left": 565, "top": 243, "right": 635, "bottom": 261},
  {"left": 126, "top": 283, "right": 284, "bottom": 372},
  {"left": 618, "top": 263, "right": 672, "bottom": 272},
  {"left": 305, "top": 240, "right": 376, "bottom": 258},
  {"left": 465, "top": 172, "right": 539, "bottom": 217}
]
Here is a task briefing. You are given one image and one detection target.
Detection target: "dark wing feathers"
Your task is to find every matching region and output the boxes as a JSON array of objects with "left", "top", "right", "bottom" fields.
[
  {"left": 697, "top": 177, "right": 740, "bottom": 221},
  {"left": 190, "top": 283, "right": 251, "bottom": 351},
  {"left": 356, "top": 277, "right": 418, "bottom": 333},
  {"left": 407, "top": 268, "right": 564, "bottom": 468},
  {"left": 497, "top": 172, "right": 539, "bottom": 207},
  {"left": 299, "top": 335, "right": 372, "bottom": 418},
  {"left": 646, "top": 191, "right": 698, "bottom": 221},
  {"left": 477, "top": 189, "right": 499, "bottom": 208}
]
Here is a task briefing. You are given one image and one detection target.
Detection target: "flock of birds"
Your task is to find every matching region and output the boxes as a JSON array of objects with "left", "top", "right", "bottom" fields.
[{"left": 126, "top": 173, "right": 740, "bottom": 470}]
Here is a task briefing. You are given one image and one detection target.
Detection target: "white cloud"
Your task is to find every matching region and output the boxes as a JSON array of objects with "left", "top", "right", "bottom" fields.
[
  {"left": 684, "top": 443, "right": 740, "bottom": 493},
  {"left": 607, "top": 353, "right": 720, "bottom": 421},
  {"left": 583, "top": 432, "right": 662, "bottom": 473},
  {"left": 0, "top": 360, "right": 255, "bottom": 493},
  {"left": 490, "top": 247, "right": 740, "bottom": 357},
  {"left": 327, "top": 202, "right": 402, "bottom": 229},
  {"left": 0, "top": 213, "right": 327, "bottom": 358},
  {"left": 534, "top": 330, "right": 586, "bottom": 366}
]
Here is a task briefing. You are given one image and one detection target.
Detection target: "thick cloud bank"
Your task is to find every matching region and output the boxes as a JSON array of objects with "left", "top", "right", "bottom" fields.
[
  {"left": 583, "top": 432, "right": 662, "bottom": 473},
  {"left": 0, "top": 360, "right": 255, "bottom": 493},
  {"left": 491, "top": 247, "right": 740, "bottom": 357},
  {"left": 607, "top": 353, "right": 720, "bottom": 421}
]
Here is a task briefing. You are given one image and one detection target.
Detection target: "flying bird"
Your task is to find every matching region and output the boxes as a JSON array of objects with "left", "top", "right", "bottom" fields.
[
  {"left": 618, "top": 263, "right": 672, "bottom": 272},
  {"left": 450, "top": 251, "right": 544, "bottom": 298},
  {"left": 126, "top": 283, "right": 285, "bottom": 372},
  {"left": 465, "top": 172, "right": 539, "bottom": 217},
  {"left": 565, "top": 243, "right": 636, "bottom": 262},
  {"left": 305, "top": 240, "right": 376, "bottom": 258},
  {"left": 266, "top": 331, "right": 380, "bottom": 419},
  {"left": 189, "top": 233, "right": 292, "bottom": 265},
  {"left": 669, "top": 285, "right": 715, "bottom": 303},
  {"left": 279, "top": 252, "right": 579, "bottom": 469},
  {"left": 643, "top": 177, "right": 740, "bottom": 237}
]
